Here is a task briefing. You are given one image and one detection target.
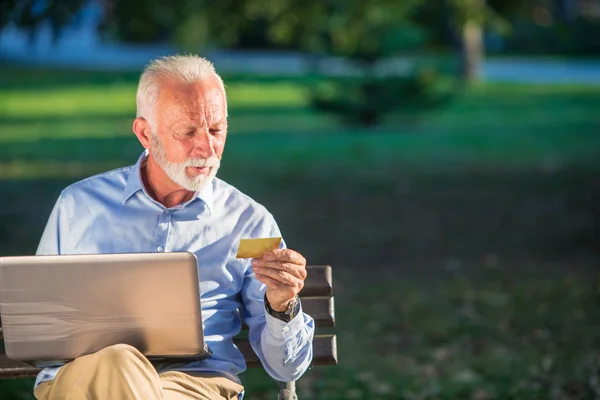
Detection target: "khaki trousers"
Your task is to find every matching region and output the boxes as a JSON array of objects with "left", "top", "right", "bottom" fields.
[{"left": 34, "top": 344, "right": 244, "bottom": 400}]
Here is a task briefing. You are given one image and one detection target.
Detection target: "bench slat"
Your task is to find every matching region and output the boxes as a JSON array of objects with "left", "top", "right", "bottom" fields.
[
  {"left": 0, "top": 335, "right": 338, "bottom": 379},
  {"left": 0, "top": 354, "right": 39, "bottom": 379},
  {"left": 300, "top": 266, "right": 332, "bottom": 298},
  {"left": 298, "top": 296, "right": 335, "bottom": 328}
]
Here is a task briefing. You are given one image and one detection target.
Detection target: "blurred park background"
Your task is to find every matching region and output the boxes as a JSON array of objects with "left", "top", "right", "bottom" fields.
[{"left": 1, "top": 0, "right": 600, "bottom": 399}]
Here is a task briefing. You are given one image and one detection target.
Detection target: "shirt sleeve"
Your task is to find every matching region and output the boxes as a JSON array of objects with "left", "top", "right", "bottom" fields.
[
  {"left": 239, "top": 213, "right": 315, "bottom": 382},
  {"left": 36, "top": 192, "right": 70, "bottom": 255},
  {"left": 33, "top": 193, "right": 71, "bottom": 388}
]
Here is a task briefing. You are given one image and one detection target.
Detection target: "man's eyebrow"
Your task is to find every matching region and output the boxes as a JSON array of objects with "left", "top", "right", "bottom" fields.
[
  {"left": 170, "top": 121, "right": 194, "bottom": 130},
  {"left": 211, "top": 119, "right": 227, "bottom": 127}
]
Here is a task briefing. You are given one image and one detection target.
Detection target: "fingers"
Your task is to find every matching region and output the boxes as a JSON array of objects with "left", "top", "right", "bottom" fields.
[
  {"left": 254, "top": 269, "right": 304, "bottom": 294},
  {"left": 254, "top": 273, "right": 286, "bottom": 290},
  {"left": 252, "top": 259, "right": 307, "bottom": 280},
  {"left": 254, "top": 264, "right": 303, "bottom": 287},
  {"left": 253, "top": 248, "right": 307, "bottom": 278},
  {"left": 264, "top": 248, "right": 306, "bottom": 265}
]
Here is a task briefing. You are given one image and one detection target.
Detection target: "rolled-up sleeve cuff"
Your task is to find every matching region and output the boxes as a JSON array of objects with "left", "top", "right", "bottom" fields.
[{"left": 264, "top": 304, "right": 307, "bottom": 342}]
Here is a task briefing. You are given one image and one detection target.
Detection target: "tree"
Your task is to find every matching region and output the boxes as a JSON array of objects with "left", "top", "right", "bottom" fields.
[
  {"left": 4, "top": 0, "right": 530, "bottom": 83},
  {"left": 172, "top": 0, "right": 457, "bottom": 126},
  {"left": 2, "top": 0, "right": 459, "bottom": 126},
  {"left": 414, "top": 0, "right": 525, "bottom": 83},
  {"left": 2, "top": 0, "right": 531, "bottom": 124},
  {"left": 1, "top": 0, "right": 87, "bottom": 43},
  {"left": 183, "top": 0, "right": 525, "bottom": 85},
  {"left": 449, "top": 0, "right": 489, "bottom": 83}
]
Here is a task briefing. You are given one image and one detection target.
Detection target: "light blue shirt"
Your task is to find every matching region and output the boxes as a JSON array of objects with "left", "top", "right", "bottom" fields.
[{"left": 34, "top": 151, "right": 314, "bottom": 388}]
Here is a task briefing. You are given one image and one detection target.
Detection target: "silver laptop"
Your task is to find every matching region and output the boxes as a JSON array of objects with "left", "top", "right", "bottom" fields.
[{"left": 0, "top": 252, "right": 210, "bottom": 367}]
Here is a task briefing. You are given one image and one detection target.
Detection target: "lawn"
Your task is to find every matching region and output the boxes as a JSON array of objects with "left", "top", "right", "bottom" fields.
[{"left": 0, "top": 66, "right": 599, "bottom": 399}]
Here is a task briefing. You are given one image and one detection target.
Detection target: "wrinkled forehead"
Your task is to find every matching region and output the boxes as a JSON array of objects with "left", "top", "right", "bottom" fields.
[{"left": 156, "top": 78, "right": 227, "bottom": 122}]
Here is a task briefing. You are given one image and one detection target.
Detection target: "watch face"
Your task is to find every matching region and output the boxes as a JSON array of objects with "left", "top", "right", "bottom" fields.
[{"left": 286, "top": 296, "right": 301, "bottom": 316}]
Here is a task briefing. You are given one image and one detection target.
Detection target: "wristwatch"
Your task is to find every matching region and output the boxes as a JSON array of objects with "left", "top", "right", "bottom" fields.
[{"left": 264, "top": 294, "right": 301, "bottom": 322}]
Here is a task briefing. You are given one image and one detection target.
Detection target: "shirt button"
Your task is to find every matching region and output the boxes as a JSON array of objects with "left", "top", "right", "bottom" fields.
[
  {"left": 165, "top": 210, "right": 172, "bottom": 215},
  {"left": 157, "top": 246, "right": 164, "bottom": 252}
]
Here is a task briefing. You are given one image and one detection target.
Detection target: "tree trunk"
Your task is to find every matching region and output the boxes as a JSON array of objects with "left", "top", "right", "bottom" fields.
[
  {"left": 460, "top": 18, "right": 484, "bottom": 84},
  {"left": 453, "top": 0, "right": 487, "bottom": 84}
]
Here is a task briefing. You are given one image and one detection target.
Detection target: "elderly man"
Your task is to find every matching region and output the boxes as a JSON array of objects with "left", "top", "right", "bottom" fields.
[{"left": 32, "top": 55, "right": 314, "bottom": 400}]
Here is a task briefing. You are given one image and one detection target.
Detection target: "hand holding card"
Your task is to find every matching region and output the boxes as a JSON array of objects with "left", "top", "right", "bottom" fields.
[{"left": 236, "top": 237, "right": 307, "bottom": 312}]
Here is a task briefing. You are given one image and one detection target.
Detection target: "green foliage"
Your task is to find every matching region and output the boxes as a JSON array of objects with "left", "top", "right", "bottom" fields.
[
  {"left": 448, "top": 0, "right": 513, "bottom": 35},
  {"left": 500, "top": 17, "right": 600, "bottom": 56},
  {"left": 199, "top": 0, "right": 456, "bottom": 126},
  {"left": 413, "top": 0, "right": 527, "bottom": 48},
  {"left": 169, "top": 0, "right": 425, "bottom": 57},
  {"left": 260, "top": 0, "right": 423, "bottom": 59},
  {"left": 310, "top": 66, "right": 458, "bottom": 126},
  {"left": 106, "top": 0, "right": 188, "bottom": 43}
]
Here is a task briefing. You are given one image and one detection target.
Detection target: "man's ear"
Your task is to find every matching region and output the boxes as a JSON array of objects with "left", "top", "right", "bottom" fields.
[{"left": 133, "top": 117, "right": 152, "bottom": 149}]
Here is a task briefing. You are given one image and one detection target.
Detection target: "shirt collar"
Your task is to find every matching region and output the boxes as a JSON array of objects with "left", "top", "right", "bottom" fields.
[{"left": 121, "top": 150, "right": 215, "bottom": 215}]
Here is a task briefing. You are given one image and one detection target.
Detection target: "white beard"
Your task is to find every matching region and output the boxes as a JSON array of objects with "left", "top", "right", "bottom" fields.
[{"left": 150, "top": 133, "right": 221, "bottom": 192}]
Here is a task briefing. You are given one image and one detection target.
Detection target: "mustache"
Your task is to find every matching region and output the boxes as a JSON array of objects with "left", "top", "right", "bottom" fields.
[{"left": 182, "top": 157, "right": 221, "bottom": 168}]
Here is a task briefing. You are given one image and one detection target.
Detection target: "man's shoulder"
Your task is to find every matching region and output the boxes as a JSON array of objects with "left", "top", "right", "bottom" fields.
[
  {"left": 213, "top": 178, "right": 272, "bottom": 218},
  {"left": 59, "top": 165, "right": 134, "bottom": 200}
]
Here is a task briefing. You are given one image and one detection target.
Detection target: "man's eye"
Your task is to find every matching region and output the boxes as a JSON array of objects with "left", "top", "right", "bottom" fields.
[
  {"left": 209, "top": 129, "right": 221, "bottom": 134},
  {"left": 184, "top": 131, "right": 195, "bottom": 137}
]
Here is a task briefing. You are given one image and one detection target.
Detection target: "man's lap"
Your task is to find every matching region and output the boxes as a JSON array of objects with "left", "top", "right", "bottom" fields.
[
  {"left": 160, "top": 371, "right": 243, "bottom": 400},
  {"left": 33, "top": 344, "right": 243, "bottom": 400},
  {"left": 35, "top": 371, "right": 243, "bottom": 400}
]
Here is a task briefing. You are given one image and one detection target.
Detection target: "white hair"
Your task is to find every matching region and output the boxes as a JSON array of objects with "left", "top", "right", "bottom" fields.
[{"left": 136, "top": 55, "right": 226, "bottom": 130}]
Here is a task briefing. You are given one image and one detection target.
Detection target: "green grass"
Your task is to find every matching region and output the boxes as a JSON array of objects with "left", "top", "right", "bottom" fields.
[
  {"left": 0, "top": 66, "right": 599, "bottom": 399},
  {"left": 303, "top": 269, "right": 600, "bottom": 400},
  {"left": 1, "top": 68, "right": 599, "bottom": 167}
]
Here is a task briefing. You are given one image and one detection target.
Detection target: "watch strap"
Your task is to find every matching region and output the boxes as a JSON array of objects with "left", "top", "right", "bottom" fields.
[{"left": 264, "top": 294, "right": 300, "bottom": 322}]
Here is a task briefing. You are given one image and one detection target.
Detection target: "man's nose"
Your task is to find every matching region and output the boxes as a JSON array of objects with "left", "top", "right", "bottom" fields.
[{"left": 190, "top": 130, "right": 216, "bottom": 158}]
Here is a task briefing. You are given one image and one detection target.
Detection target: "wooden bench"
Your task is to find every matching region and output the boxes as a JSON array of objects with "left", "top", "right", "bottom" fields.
[{"left": 0, "top": 265, "right": 337, "bottom": 399}]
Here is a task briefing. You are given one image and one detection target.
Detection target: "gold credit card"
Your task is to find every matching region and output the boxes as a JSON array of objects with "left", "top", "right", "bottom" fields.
[{"left": 236, "top": 237, "right": 282, "bottom": 259}]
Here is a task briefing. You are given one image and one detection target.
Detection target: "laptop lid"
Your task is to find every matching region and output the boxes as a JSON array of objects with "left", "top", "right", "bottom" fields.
[{"left": 0, "top": 252, "right": 209, "bottom": 367}]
